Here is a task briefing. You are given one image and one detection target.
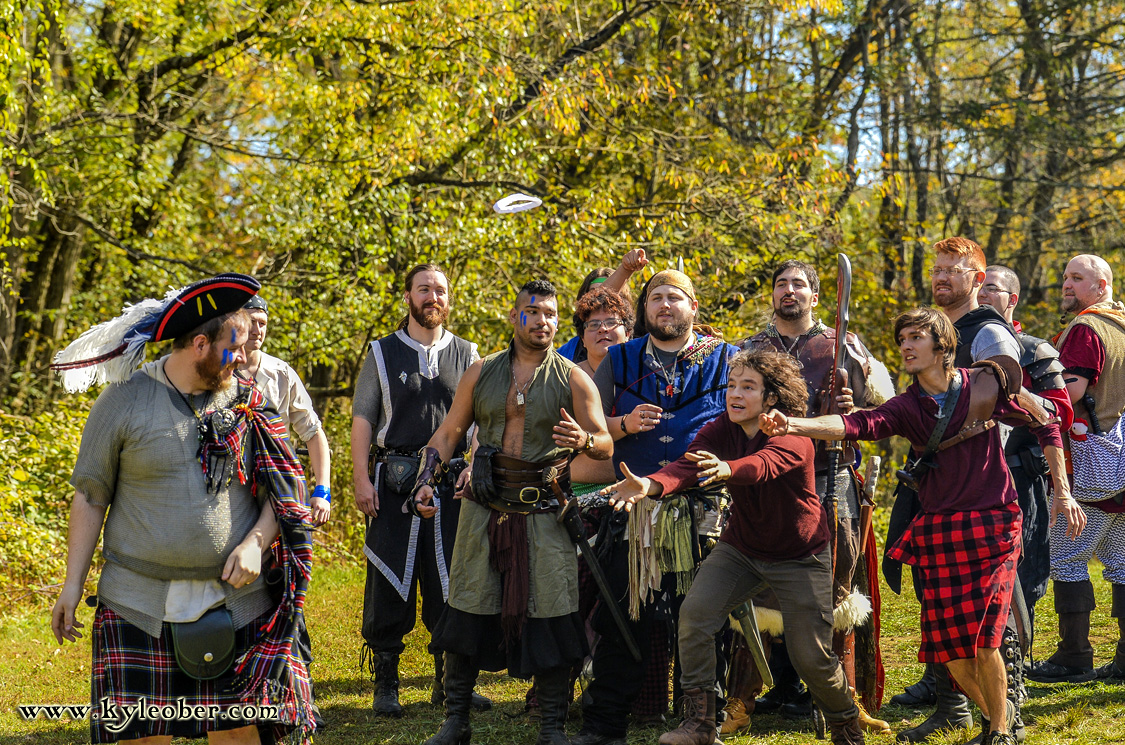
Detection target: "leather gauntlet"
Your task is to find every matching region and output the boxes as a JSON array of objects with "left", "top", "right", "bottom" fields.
[{"left": 407, "top": 447, "right": 445, "bottom": 517}]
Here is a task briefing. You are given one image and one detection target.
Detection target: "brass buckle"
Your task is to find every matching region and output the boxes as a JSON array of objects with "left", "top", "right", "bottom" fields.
[{"left": 518, "top": 486, "right": 541, "bottom": 504}]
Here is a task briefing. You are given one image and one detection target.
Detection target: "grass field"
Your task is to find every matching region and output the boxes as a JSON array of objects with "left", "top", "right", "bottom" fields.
[{"left": 5, "top": 559, "right": 1125, "bottom": 745}]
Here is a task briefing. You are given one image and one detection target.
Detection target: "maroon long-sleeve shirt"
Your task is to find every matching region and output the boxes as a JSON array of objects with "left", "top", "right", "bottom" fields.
[
  {"left": 648, "top": 413, "right": 830, "bottom": 562},
  {"left": 842, "top": 369, "right": 1063, "bottom": 514}
]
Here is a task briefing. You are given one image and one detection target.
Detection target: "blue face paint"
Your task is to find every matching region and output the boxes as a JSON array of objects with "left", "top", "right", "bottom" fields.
[
  {"left": 231, "top": 327, "right": 237, "bottom": 344},
  {"left": 520, "top": 311, "right": 528, "bottom": 326},
  {"left": 221, "top": 349, "right": 232, "bottom": 366}
]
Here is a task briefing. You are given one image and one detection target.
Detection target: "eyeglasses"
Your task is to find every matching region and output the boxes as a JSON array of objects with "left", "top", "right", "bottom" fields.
[
  {"left": 980, "top": 283, "right": 1011, "bottom": 296},
  {"left": 583, "top": 318, "right": 623, "bottom": 332},
  {"left": 929, "top": 266, "right": 972, "bottom": 278}
]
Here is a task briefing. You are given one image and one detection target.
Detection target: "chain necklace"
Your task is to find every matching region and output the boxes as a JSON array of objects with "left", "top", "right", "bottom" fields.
[
  {"left": 655, "top": 353, "right": 680, "bottom": 397},
  {"left": 165, "top": 361, "right": 212, "bottom": 444},
  {"left": 512, "top": 363, "right": 534, "bottom": 406}
]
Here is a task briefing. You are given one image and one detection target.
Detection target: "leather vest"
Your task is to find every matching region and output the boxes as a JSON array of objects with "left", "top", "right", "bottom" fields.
[
  {"left": 474, "top": 344, "right": 575, "bottom": 463},
  {"left": 953, "top": 305, "right": 1016, "bottom": 368}
]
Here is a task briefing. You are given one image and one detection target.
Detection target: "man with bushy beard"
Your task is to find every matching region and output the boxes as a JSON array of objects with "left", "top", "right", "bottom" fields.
[
  {"left": 351, "top": 264, "right": 489, "bottom": 717},
  {"left": 571, "top": 270, "right": 738, "bottom": 745},
  {"left": 736, "top": 260, "right": 891, "bottom": 737}
]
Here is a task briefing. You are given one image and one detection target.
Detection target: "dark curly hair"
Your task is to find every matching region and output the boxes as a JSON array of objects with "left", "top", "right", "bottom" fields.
[
  {"left": 574, "top": 286, "right": 635, "bottom": 338},
  {"left": 727, "top": 349, "right": 809, "bottom": 416}
]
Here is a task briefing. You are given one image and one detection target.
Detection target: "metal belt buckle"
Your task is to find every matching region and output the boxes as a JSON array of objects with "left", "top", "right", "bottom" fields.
[{"left": 518, "top": 486, "right": 541, "bottom": 504}]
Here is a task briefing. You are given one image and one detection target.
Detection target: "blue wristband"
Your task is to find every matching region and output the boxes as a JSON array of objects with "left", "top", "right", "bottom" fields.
[{"left": 312, "top": 485, "right": 331, "bottom": 503}]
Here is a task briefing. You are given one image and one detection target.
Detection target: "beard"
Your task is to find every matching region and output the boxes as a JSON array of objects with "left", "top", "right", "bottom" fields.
[
  {"left": 933, "top": 283, "right": 971, "bottom": 308},
  {"left": 774, "top": 299, "right": 807, "bottom": 322},
  {"left": 195, "top": 348, "right": 236, "bottom": 391},
  {"left": 649, "top": 317, "right": 692, "bottom": 341},
  {"left": 410, "top": 299, "right": 449, "bottom": 330},
  {"left": 1061, "top": 295, "right": 1083, "bottom": 313}
]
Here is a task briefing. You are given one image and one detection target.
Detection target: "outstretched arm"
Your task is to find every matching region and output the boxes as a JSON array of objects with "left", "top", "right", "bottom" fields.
[{"left": 759, "top": 410, "right": 846, "bottom": 440}]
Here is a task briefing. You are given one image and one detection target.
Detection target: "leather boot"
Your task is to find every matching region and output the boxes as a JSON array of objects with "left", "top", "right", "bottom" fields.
[
  {"left": 432, "top": 653, "right": 493, "bottom": 711},
  {"left": 1029, "top": 579, "right": 1096, "bottom": 682},
  {"left": 535, "top": 666, "right": 572, "bottom": 745},
  {"left": 372, "top": 652, "right": 404, "bottom": 718},
  {"left": 894, "top": 664, "right": 972, "bottom": 742},
  {"left": 755, "top": 639, "right": 804, "bottom": 713},
  {"left": 890, "top": 663, "right": 937, "bottom": 707},
  {"left": 422, "top": 652, "right": 476, "bottom": 745},
  {"left": 828, "top": 716, "right": 865, "bottom": 745},
  {"left": 659, "top": 687, "right": 717, "bottom": 745},
  {"left": 1001, "top": 626, "right": 1026, "bottom": 741}
]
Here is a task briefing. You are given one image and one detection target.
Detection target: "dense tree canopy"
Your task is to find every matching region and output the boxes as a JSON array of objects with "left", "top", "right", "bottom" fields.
[{"left": 3, "top": 0, "right": 1125, "bottom": 594}]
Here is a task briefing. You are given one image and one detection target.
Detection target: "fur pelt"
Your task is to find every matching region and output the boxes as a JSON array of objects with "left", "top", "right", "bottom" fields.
[{"left": 746, "top": 590, "right": 873, "bottom": 637}]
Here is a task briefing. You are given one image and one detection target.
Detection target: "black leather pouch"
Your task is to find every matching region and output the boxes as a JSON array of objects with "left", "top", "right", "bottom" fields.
[
  {"left": 471, "top": 445, "right": 500, "bottom": 504},
  {"left": 383, "top": 453, "right": 421, "bottom": 494},
  {"left": 170, "top": 606, "right": 236, "bottom": 680}
]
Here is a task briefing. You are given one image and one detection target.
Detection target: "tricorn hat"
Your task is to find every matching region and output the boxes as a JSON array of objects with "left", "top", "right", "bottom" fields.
[{"left": 52, "top": 273, "right": 260, "bottom": 392}]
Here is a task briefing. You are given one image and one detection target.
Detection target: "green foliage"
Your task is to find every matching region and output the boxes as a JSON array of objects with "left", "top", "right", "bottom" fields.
[{"left": 0, "top": 403, "right": 86, "bottom": 606}]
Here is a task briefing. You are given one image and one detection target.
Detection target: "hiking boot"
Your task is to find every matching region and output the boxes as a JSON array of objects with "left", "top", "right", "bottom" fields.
[
  {"left": 983, "top": 734, "right": 1018, "bottom": 745},
  {"left": 828, "top": 716, "right": 865, "bottom": 745},
  {"left": 856, "top": 699, "right": 890, "bottom": 735},
  {"left": 890, "top": 664, "right": 937, "bottom": 708},
  {"left": 895, "top": 664, "right": 972, "bottom": 742},
  {"left": 372, "top": 652, "right": 404, "bottom": 718},
  {"left": 659, "top": 687, "right": 717, "bottom": 745},
  {"left": 718, "top": 697, "right": 750, "bottom": 735},
  {"left": 966, "top": 700, "right": 1020, "bottom": 745}
]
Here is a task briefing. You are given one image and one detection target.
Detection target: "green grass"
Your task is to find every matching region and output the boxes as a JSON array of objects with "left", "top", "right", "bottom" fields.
[{"left": 5, "top": 560, "right": 1125, "bottom": 744}]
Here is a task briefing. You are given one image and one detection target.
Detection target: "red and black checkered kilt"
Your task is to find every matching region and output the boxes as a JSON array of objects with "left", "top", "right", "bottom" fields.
[
  {"left": 885, "top": 502, "right": 1021, "bottom": 665},
  {"left": 91, "top": 604, "right": 285, "bottom": 743}
]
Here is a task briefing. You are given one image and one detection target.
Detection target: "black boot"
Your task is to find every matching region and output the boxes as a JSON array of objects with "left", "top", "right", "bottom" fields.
[
  {"left": 536, "top": 666, "right": 573, "bottom": 745},
  {"left": 895, "top": 664, "right": 972, "bottom": 742},
  {"left": 1002, "top": 626, "right": 1026, "bottom": 742},
  {"left": 422, "top": 652, "right": 476, "bottom": 745},
  {"left": 1028, "top": 579, "right": 1096, "bottom": 683},
  {"left": 755, "top": 640, "right": 804, "bottom": 713},
  {"left": 890, "top": 663, "right": 937, "bottom": 708},
  {"left": 1096, "top": 584, "right": 1125, "bottom": 680},
  {"left": 372, "top": 652, "right": 404, "bottom": 718},
  {"left": 432, "top": 653, "right": 494, "bottom": 711}
]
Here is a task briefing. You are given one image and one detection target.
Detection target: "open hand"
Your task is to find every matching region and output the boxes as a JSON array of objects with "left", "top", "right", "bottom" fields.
[
  {"left": 51, "top": 583, "right": 85, "bottom": 644},
  {"left": 600, "top": 462, "right": 652, "bottom": 512},
  {"left": 455, "top": 468, "right": 472, "bottom": 500},
  {"left": 686, "top": 450, "right": 732, "bottom": 487},
  {"left": 1050, "top": 493, "right": 1086, "bottom": 540},
  {"left": 553, "top": 408, "right": 588, "bottom": 450}
]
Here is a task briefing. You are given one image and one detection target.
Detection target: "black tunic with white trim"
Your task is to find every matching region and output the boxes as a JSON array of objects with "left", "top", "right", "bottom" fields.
[{"left": 353, "top": 329, "right": 477, "bottom": 602}]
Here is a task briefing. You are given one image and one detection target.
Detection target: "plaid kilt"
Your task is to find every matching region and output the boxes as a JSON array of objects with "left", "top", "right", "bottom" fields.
[
  {"left": 91, "top": 604, "right": 283, "bottom": 743},
  {"left": 885, "top": 502, "right": 1021, "bottom": 664}
]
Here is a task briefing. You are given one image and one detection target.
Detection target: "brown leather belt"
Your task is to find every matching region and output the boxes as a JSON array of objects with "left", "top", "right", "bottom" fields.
[{"left": 488, "top": 454, "right": 570, "bottom": 514}]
